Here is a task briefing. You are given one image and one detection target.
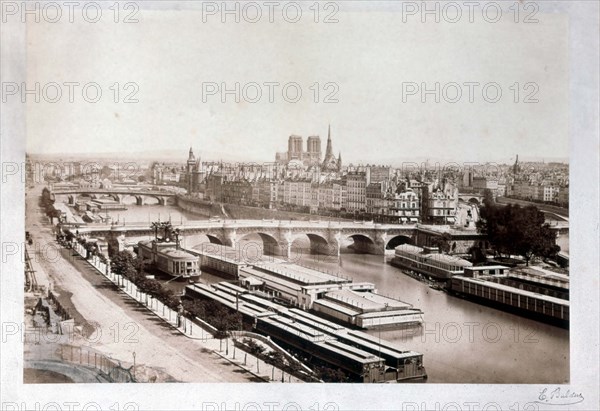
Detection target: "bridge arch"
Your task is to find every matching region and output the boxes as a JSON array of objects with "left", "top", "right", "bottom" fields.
[
  {"left": 141, "top": 195, "right": 161, "bottom": 206},
  {"left": 346, "top": 233, "right": 376, "bottom": 254},
  {"left": 118, "top": 194, "right": 141, "bottom": 205},
  {"left": 187, "top": 234, "right": 224, "bottom": 250},
  {"left": 239, "top": 232, "right": 281, "bottom": 256},
  {"left": 95, "top": 194, "right": 119, "bottom": 202},
  {"left": 290, "top": 232, "right": 335, "bottom": 256},
  {"left": 541, "top": 210, "right": 569, "bottom": 222},
  {"left": 385, "top": 235, "right": 413, "bottom": 250}
]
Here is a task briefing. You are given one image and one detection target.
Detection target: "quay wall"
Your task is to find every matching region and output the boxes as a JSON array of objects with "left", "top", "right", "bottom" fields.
[
  {"left": 177, "top": 195, "right": 349, "bottom": 222},
  {"left": 176, "top": 196, "right": 223, "bottom": 218}
]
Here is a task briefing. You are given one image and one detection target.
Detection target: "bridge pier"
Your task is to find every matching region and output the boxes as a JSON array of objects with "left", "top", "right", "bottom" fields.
[
  {"left": 272, "top": 241, "right": 292, "bottom": 259},
  {"left": 222, "top": 226, "right": 238, "bottom": 249},
  {"left": 352, "top": 241, "right": 385, "bottom": 255}
]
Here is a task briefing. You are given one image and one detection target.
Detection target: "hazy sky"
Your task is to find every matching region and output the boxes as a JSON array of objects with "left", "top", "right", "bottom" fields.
[{"left": 25, "top": 2, "right": 569, "bottom": 164}]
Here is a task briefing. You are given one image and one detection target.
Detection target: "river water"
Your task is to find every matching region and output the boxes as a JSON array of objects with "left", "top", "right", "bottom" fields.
[{"left": 100, "top": 203, "right": 569, "bottom": 384}]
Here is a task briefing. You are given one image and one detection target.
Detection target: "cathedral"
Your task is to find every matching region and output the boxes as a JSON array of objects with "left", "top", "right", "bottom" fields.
[
  {"left": 321, "top": 125, "right": 342, "bottom": 172},
  {"left": 275, "top": 125, "right": 342, "bottom": 172}
]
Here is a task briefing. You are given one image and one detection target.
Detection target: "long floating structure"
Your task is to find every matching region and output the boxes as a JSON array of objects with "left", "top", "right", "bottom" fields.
[
  {"left": 391, "top": 244, "right": 473, "bottom": 280},
  {"left": 447, "top": 266, "right": 569, "bottom": 328},
  {"left": 183, "top": 243, "right": 423, "bottom": 329},
  {"left": 184, "top": 282, "right": 427, "bottom": 383}
]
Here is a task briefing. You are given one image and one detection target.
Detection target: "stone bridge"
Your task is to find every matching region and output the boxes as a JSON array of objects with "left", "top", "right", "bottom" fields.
[
  {"left": 73, "top": 220, "right": 419, "bottom": 257},
  {"left": 457, "top": 193, "right": 483, "bottom": 204},
  {"left": 52, "top": 188, "right": 176, "bottom": 206}
]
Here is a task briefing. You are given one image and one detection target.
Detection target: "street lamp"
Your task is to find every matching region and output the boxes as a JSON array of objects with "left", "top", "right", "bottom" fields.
[{"left": 132, "top": 351, "right": 136, "bottom": 381}]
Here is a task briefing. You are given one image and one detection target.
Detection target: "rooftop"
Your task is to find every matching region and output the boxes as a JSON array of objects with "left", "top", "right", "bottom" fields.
[
  {"left": 454, "top": 276, "right": 570, "bottom": 306},
  {"left": 254, "top": 262, "right": 350, "bottom": 286},
  {"left": 323, "top": 289, "right": 412, "bottom": 313}
]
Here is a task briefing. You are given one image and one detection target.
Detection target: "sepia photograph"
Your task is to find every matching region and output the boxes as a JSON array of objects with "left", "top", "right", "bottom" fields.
[{"left": 1, "top": 1, "right": 599, "bottom": 410}]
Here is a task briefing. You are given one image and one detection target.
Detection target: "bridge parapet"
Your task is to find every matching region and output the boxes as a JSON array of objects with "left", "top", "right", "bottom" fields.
[{"left": 74, "top": 220, "right": 424, "bottom": 256}]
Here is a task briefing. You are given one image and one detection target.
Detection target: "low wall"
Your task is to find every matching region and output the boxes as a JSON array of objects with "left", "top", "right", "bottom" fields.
[
  {"left": 177, "top": 195, "right": 347, "bottom": 222},
  {"left": 224, "top": 204, "right": 324, "bottom": 222},
  {"left": 413, "top": 229, "right": 486, "bottom": 254},
  {"left": 176, "top": 196, "right": 222, "bottom": 218}
]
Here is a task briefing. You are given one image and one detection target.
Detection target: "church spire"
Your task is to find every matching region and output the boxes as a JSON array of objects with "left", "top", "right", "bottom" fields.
[{"left": 325, "top": 124, "right": 333, "bottom": 157}]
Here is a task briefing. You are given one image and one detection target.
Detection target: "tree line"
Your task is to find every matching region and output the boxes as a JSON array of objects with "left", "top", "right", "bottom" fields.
[
  {"left": 109, "top": 250, "right": 181, "bottom": 310},
  {"left": 476, "top": 189, "right": 560, "bottom": 265},
  {"left": 40, "top": 187, "right": 62, "bottom": 224}
]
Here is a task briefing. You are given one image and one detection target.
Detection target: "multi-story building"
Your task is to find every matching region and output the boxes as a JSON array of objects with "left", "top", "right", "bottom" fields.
[
  {"left": 472, "top": 177, "right": 499, "bottom": 195},
  {"left": 421, "top": 181, "right": 458, "bottom": 224},
  {"left": 511, "top": 182, "right": 536, "bottom": 200},
  {"left": 222, "top": 179, "right": 253, "bottom": 205},
  {"left": 332, "top": 180, "right": 347, "bottom": 211},
  {"left": 315, "top": 182, "right": 334, "bottom": 211},
  {"left": 388, "top": 189, "right": 420, "bottom": 223},
  {"left": 366, "top": 183, "right": 386, "bottom": 215},
  {"left": 557, "top": 186, "right": 569, "bottom": 207},
  {"left": 205, "top": 173, "right": 225, "bottom": 202},
  {"left": 542, "top": 184, "right": 560, "bottom": 203},
  {"left": 346, "top": 172, "right": 367, "bottom": 213},
  {"left": 257, "top": 180, "right": 278, "bottom": 209},
  {"left": 366, "top": 166, "right": 392, "bottom": 185},
  {"left": 282, "top": 178, "right": 313, "bottom": 208}
]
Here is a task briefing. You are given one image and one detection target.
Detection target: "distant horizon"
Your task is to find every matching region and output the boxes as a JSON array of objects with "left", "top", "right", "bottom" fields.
[{"left": 26, "top": 148, "right": 569, "bottom": 168}]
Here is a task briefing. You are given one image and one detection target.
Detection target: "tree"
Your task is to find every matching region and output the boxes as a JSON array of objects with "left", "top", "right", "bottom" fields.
[
  {"left": 482, "top": 188, "right": 495, "bottom": 207},
  {"left": 111, "top": 251, "right": 136, "bottom": 275},
  {"left": 242, "top": 338, "right": 266, "bottom": 356},
  {"left": 40, "top": 188, "right": 54, "bottom": 208},
  {"left": 46, "top": 207, "right": 61, "bottom": 224},
  {"left": 314, "top": 366, "right": 349, "bottom": 383},
  {"left": 468, "top": 245, "right": 487, "bottom": 264},
  {"left": 64, "top": 230, "right": 75, "bottom": 243},
  {"left": 83, "top": 242, "right": 97, "bottom": 259},
  {"left": 107, "top": 237, "right": 121, "bottom": 258},
  {"left": 477, "top": 202, "right": 560, "bottom": 265},
  {"left": 137, "top": 278, "right": 163, "bottom": 299},
  {"left": 430, "top": 233, "right": 452, "bottom": 253}
]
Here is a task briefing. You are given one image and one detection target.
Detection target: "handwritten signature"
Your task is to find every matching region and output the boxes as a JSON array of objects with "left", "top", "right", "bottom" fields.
[{"left": 536, "top": 387, "right": 585, "bottom": 406}]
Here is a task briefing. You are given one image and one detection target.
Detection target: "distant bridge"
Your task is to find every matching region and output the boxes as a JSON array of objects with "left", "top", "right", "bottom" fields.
[
  {"left": 73, "top": 220, "right": 420, "bottom": 257},
  {"left": 540, "top": 210, "right": 569, "bottom": 223},
  {"left": 457, "top": 193, "right": 483, "bottom": 204},
  {"left": 52, "top": 188, "right": 176, "bottom": 206}
]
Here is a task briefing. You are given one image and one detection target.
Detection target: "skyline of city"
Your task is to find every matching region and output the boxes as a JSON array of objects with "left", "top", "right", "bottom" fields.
[{"left": 25, "top": 145, "right": 569, "bottom": 166}]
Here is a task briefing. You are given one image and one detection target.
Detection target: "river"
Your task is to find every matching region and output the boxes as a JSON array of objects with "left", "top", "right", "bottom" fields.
[{"left": 99, "top": 203, "right": 570, "bottom": 384}]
